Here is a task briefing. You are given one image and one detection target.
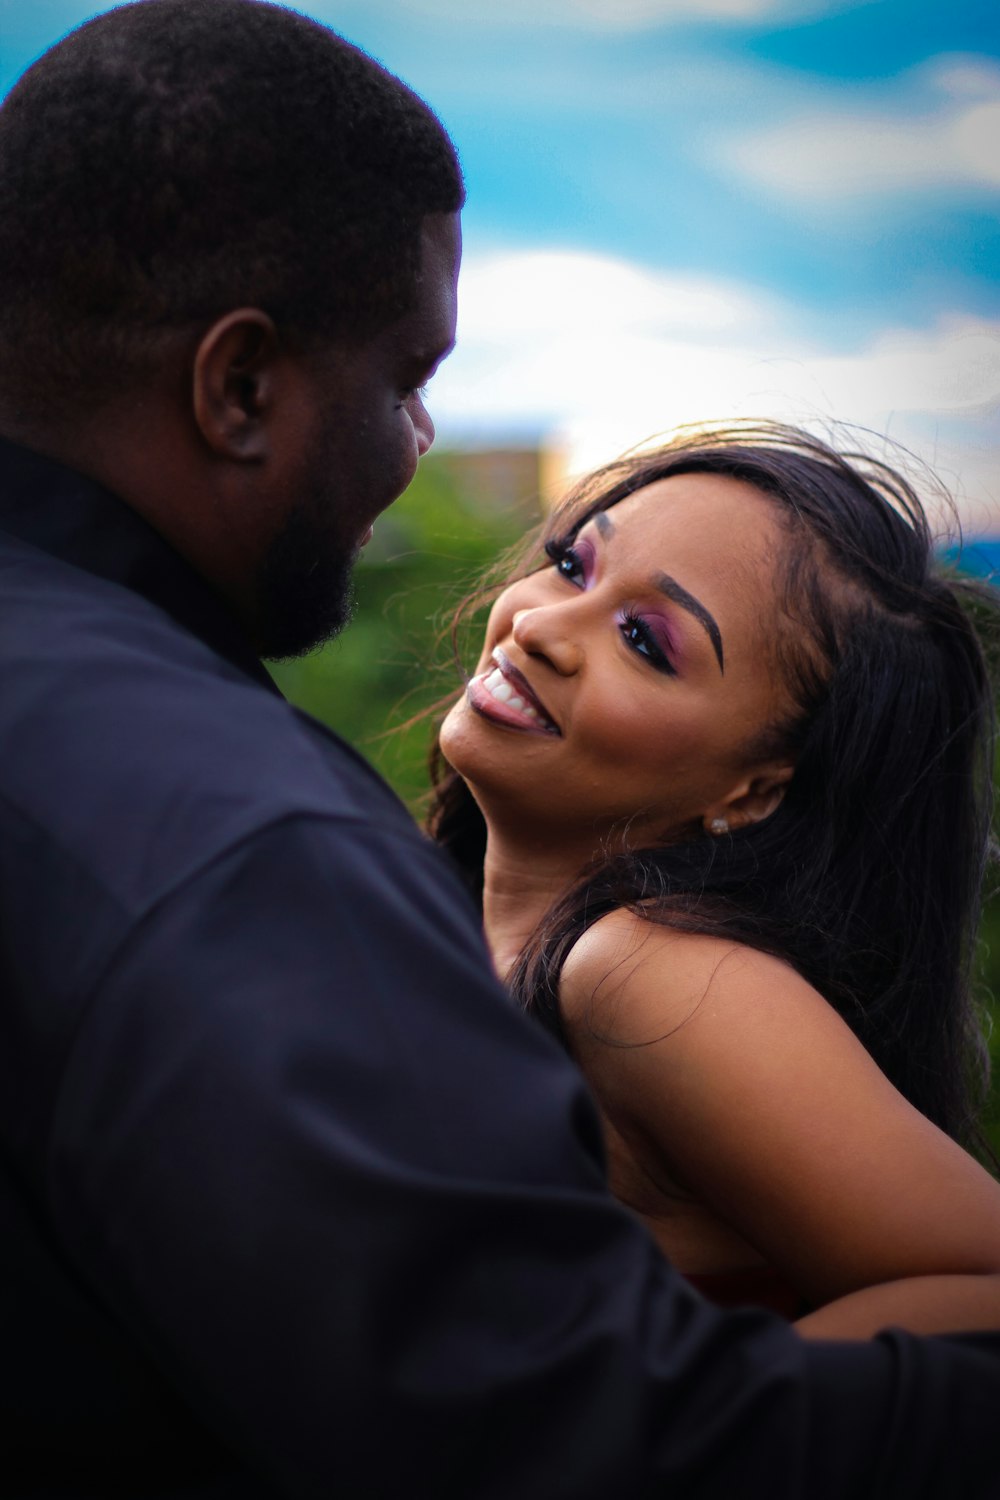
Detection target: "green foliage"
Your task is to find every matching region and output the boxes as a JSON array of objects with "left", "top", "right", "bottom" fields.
[
  {"left": 271, "top": 454, "right": 1000, "bottom": 1160},
  {"left": 268, "top": 453, "right": 536, "bottom": 812}
]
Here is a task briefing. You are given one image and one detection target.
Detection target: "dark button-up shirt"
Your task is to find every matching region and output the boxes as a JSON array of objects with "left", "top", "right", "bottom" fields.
[{"left": 2, "top": 434, "right": 999, "bottom": 1498}]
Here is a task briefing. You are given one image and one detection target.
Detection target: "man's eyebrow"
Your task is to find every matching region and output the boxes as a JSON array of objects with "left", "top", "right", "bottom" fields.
[
  {"left": 430, "top": 337, "right": 456, "bottom": 366},
  {"left": 652, "top": 572, "right": 725, "bottom": 673},
  {"left": 411, "top": 346, "right": 452, "bottom": 377}
]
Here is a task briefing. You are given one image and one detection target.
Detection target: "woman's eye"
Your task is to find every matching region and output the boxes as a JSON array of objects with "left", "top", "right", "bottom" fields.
[
  {"left": 620, "top": 613, "right": 675, "bottom": 675},
  {"left": 544, "top": 538, "right": 585, "bottom": 586}
]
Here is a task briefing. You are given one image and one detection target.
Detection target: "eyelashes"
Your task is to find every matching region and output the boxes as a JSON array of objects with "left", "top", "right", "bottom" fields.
[
  {"left": 618, "top": 612, "right": 675, "bottom": 675},
  {"left": 543, "top": 536, "right": 586, "bottom": 585},
  {"left": 543, "top": 536, "right": 676, "bottom": 676}
]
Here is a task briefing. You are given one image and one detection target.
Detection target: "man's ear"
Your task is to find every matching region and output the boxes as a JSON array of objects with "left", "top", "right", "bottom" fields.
[
  {"left": 192, "top": 309, "right": 280, "bottom": 461},
  {"left": 702, "top": 762, "right": 795, "bottom": 837}
]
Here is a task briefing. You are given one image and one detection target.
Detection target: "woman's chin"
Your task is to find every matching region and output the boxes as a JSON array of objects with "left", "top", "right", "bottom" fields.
[
  {"left": 439, "top": 702, "right": 515, "bottom": 806},
  {"left": 438, "top": 698, "right": 494, "bottom": 792},
  {"left": 438, "top": 697, "right": 468, "bottom": 768}
]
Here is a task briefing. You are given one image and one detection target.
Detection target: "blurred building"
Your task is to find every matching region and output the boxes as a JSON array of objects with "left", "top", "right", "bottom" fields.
[{"left": 425, "top": 443, "right": 570, "bottom": 513}]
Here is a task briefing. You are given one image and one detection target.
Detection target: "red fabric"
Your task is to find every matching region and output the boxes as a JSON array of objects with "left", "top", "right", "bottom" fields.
[{"left": 684, "top": 1266, "right": 807, "bottom": 1319}]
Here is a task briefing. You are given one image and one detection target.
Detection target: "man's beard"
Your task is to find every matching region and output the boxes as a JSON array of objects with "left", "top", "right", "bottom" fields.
[{"left": 255, "top": 498, "right": 358, "bottom": 661}]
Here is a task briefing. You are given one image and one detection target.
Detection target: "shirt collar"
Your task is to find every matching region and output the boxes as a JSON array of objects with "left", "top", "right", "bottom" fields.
[{"left": 0, "top": 433, "right": 280, "bottom": 694}]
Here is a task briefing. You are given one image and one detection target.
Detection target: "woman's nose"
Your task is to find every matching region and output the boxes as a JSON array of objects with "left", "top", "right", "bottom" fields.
[{"left": 511, "top": 606, "right": 583, "bottom": 675}]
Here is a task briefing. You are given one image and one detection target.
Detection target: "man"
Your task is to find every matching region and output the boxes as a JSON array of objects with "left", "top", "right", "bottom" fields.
[{"left": 0, "top": 3, "right": 998, "bottom": 1496}]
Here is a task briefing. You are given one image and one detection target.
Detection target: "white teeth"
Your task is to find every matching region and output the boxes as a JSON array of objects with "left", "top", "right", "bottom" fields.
[{"left": 481, "top": 663, "right": 544, "bottom": 723}]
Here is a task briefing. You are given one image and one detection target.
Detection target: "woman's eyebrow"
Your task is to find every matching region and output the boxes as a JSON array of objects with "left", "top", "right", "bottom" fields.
[
  {"left": 652, "top": 572, "right": 725, "bottom": 673},
  {"left": 583, "top": 511, "right": 725, "bottom": 672}
]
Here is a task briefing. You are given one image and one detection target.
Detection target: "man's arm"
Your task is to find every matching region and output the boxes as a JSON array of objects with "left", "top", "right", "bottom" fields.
[{"left": 45, "top": 816, "right": 1000, "bottom": 1497}]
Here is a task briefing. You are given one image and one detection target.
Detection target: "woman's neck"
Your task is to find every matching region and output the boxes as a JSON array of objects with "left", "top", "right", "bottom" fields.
[{"left": 481, "top": 830, "right": 583, "bottom": 984}]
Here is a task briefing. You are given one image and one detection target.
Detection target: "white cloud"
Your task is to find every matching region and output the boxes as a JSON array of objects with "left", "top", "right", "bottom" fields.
[
  {"left": 378, "top": 0, "right": 856, "bottom": 30},
  {"left": 453, "top": 250, "right": 780, "bottom": 340},
  {"left": 719, "top": 55, "right": 1000, "bottom": 203},
  {"left": 932, "top": 58, "right": 1000, "bottom": 98},
  {"left": 802, "top": 319, "right": 1000, "bottom": 414},
  {"left": 432, "top": 247, "right": 1000, "bottom": 530}
]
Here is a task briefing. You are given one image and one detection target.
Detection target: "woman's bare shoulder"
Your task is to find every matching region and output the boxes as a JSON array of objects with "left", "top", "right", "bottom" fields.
[
  {"left": 558, "top": 907, "right": 821, "bottom": 1043},
  {"left": 559, "top": 908, "right": 1000, "bottom": 1305}
]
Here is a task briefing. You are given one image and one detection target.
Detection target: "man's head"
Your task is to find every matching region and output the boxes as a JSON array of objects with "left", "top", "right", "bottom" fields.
[
  {"left": 0, "top": 0, "right": 464, "bottom": 423},
  {"left": 0, "top": 0, "right": 464, "bottom": 655}
]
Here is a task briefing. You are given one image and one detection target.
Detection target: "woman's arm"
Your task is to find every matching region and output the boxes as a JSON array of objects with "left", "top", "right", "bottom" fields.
[
  {"left": 559, "top": 911, "right": 1000, "bottom": 1333},
  {"left": 797, "top": 1274, "right": 1000, "bottom": 1339}
]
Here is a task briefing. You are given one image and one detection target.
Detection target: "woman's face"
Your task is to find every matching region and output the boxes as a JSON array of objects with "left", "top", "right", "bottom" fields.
[{"left": 440, "top": 472, "right": 796, "bottom": 862}]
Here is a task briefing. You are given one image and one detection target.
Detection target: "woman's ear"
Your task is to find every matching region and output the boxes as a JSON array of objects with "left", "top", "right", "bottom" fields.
[
  {"left": 702, "top": 763, "right": 795, "bottom": 836},
  {"left": 191, "top": 309, "right": 280, "bottom": 461}
]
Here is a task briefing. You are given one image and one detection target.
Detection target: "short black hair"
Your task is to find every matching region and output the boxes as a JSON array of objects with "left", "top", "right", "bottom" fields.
[{"left": 0, "top": 0, "right": 465, "bottom": 421}]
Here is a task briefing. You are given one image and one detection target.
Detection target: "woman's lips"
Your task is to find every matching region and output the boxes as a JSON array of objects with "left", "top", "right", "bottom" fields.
[{"left": 467, "top": 649, "right": 560, "bottom": 735}]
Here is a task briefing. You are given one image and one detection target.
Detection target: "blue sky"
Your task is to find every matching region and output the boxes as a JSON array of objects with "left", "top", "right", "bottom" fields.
[{"left": 2, "top": 0, "right": 998, "bottom": 527}]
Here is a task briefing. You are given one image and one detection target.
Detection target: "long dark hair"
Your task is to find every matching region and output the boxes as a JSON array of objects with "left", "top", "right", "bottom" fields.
[{"left": 427, "top": 423, "right": 998, "bottom": 1157}]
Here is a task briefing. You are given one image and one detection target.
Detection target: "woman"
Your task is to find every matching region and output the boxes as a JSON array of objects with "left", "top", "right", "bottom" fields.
[{"left": 429, "top": 422, "right": 1000, "bottom": 1337}]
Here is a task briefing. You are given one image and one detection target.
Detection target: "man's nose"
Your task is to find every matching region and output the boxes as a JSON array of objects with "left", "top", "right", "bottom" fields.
[
  {"left": 412, "top": 396, "right": 435, "bottom": 457},
  {"left": 511, "top": 606, "right": 583, "bottom": 675}
]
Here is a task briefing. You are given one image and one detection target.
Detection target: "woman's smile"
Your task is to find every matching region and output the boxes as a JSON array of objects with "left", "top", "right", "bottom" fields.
[{"left": 467, "top": 649, "right": 560, "bottom": 735}]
